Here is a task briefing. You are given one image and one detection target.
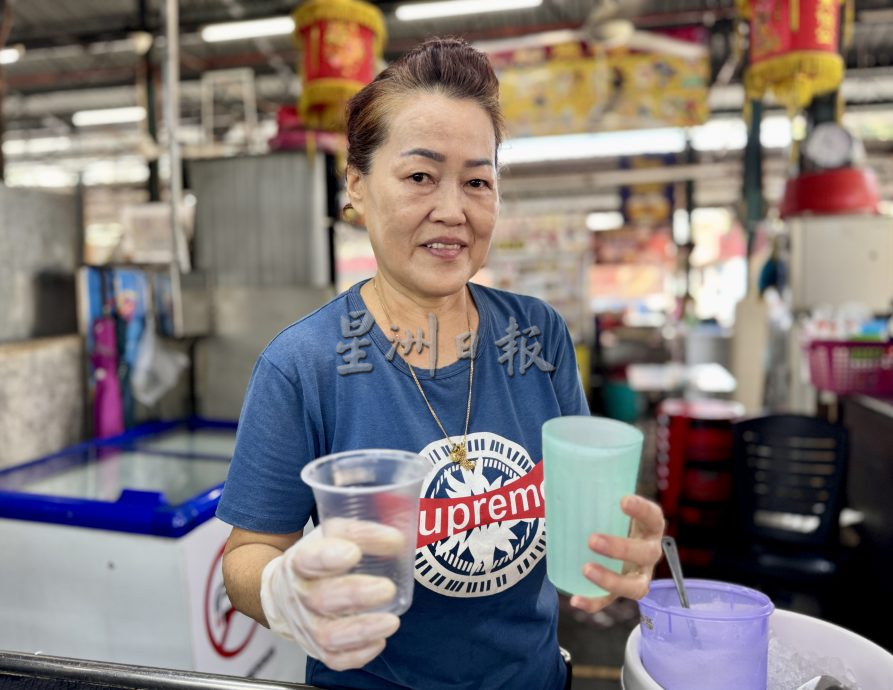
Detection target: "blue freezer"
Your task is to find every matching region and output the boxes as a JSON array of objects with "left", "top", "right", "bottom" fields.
[
  {"left": 0, "top": 418, "right": 307, "bottom": 683},
  {"left": 0, "top": 418, "right": 236, "bottom": 537}
]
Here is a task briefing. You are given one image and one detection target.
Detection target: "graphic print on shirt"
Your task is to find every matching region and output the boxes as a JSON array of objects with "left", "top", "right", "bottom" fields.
[{"left": 414, "top": 431, "right": 546, "bottom": 597}]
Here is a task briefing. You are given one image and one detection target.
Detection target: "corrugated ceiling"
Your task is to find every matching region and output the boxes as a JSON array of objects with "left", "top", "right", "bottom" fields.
[{"left": 2, "top": 0, "right": 893, "bottom": 134}]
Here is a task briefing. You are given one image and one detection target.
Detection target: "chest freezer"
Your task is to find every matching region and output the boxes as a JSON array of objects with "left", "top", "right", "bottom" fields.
[{"left": 0, "top": 418, "right": 306, "bottom": 684}]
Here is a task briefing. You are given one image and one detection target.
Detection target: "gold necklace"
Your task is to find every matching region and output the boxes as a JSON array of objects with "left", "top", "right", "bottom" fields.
[{"left": 373, "top": 278, "right": 476, "bottom": 471}]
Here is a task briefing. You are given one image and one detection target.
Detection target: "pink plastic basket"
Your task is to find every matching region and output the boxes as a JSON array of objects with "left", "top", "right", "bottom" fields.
[{"left": 807, "top": 340, "right": 893, "bottom": 395}]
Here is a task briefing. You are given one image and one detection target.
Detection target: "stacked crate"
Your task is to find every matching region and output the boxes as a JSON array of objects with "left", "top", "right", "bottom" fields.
[{"left": 656, "top": 399, "right": 745, "bottom": 568}]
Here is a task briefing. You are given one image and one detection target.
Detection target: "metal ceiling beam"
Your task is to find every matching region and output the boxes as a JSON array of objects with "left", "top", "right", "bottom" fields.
[
  {"left": 2, "top": 72, "right": 295, "bottom": 131},
  {"left": 4, "top": 46, "right": 295, "bottom": 95},
  {"left": 4, "top": 0, "right": 893, "bottom": 100},
  {"left": 7, "top": 0, "right": 298, "bottom": 48}
]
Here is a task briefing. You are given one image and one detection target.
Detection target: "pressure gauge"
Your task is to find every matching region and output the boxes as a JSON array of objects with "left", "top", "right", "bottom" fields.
[{"left": 802, "top": 122, "right": 859, "bottom": 171}]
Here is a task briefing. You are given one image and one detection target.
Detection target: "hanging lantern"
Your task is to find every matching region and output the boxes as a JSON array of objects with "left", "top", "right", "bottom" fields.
[
  {"left": 742, "top": 0, "right": 846, "bottom": 111},
  {"left": 292, "top": 0, "right": 386, "bottom": 133}
]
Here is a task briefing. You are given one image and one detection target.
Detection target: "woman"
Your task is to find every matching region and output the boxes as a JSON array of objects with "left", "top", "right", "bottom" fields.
[{"left": 218, "top": 37, "right": 664, "bottom": 690}]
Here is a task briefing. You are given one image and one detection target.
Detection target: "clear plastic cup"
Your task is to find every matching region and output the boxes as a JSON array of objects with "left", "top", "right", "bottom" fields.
[
  {"left": 638, "top": 579, "right": 774, "bottom": 690},
  {"left": 542, "top": 415, "right": 643, "bottom": 597},
  {"left": 300, "top": 449, "right": 429, "bottom": 615}
]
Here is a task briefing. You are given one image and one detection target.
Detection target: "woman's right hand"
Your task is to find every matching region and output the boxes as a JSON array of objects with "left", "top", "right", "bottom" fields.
[{"left": 260, "top": 522, "right": 404, "bottom": 671}]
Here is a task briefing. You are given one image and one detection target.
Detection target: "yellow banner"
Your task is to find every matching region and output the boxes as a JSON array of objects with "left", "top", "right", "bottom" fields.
[{"left": 494, "top": 43, "right": 710, "bottom": 138}]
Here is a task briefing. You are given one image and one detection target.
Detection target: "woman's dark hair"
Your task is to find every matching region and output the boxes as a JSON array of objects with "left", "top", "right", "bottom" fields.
[{"left": 346, "top": 37, "right": 505, "bottom": 175}]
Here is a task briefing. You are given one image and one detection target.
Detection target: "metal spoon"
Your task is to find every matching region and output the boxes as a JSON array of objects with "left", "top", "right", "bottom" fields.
[{"left": 661, "top": 536, "right": 690, "bottom": 608}]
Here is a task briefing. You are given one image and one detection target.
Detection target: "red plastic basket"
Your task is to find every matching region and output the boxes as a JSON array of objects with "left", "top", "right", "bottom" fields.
[{"left": 807, "top": 340, "right": 893, "bottom": 395}]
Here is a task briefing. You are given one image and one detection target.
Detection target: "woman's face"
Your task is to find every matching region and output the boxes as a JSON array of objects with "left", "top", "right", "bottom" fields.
[{"left": 347, "top": 92, "right": 499, "bottom": 299}]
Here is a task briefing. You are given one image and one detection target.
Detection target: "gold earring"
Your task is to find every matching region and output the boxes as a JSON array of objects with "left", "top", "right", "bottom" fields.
[{"left": 341, "top": 203, "right": 362, "bottom": 225}]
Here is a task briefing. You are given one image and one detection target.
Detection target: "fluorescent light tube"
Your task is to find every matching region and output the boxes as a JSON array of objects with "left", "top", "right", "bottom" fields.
[
  {"left": 2, "top": 136, "right": 71, "bottom": 156},
  {"left": 499, "top": 128, "right": 687, "bottom": 165},
  {"left": 689, "top": 118, "right": 747, "bottom": 152},
  {"left": 396, "top": 0, "right": 542, "bottom": 22},
  {"left": 586, "top": 211, "right": 625, "bottom": 232},
  {"left": 72, "top": 107, "right": 146, "bottom": 127},
  {"left": 491, "top": 113, "right": 797, "bottom": 165},
  {"left": 0, "top": 46, "right": 23, "bottom": 65},
  {"left": 759, "top": 115, "right": 793, "bottom": 149},
  {"left": 201, "top": 16, "right": 294, "bottom": 42}
]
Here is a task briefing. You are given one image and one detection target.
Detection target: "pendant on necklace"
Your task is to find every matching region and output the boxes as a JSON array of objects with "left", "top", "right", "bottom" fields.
[{"left": 450, "top": 443, "right": 475, "bottom": 471}]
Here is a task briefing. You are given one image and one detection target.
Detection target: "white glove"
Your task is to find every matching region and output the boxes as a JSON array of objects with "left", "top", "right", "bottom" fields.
[{"left": 260, "top": 520, "right": 406, "bottom": 671}]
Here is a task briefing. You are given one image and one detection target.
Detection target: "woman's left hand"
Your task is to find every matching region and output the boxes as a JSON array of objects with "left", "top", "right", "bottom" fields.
[{"left": 570, "top": 494, "right": 666, "bottom": 613}]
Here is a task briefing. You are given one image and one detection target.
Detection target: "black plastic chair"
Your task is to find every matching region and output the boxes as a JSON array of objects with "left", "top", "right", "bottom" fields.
[{"left": 716, "top": 414, "right": 850, "bottom": 610}]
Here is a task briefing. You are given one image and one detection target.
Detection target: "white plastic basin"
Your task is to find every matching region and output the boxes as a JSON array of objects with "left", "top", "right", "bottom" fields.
[{"left": 622, "top": 609, "right": 893, "bottom": 690}]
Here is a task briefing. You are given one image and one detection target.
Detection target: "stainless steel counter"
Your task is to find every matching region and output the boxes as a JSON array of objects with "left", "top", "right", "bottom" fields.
[{"left": 0, "top": 650, "right": 319, "bottom": 690}]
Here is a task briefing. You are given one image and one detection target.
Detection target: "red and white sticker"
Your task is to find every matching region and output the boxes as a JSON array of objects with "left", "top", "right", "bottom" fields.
[{"left": 204, "top": 543, "right": 258, "bottom": 658}]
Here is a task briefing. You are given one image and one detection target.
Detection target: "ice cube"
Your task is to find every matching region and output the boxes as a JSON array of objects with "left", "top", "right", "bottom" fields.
[{"left": 766, "top": 632, "right": 863, "bottom": 690}]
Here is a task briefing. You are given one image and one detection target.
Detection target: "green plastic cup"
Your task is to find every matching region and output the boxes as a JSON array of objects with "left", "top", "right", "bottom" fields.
[{"left": 542, "top": 415, "right": 644, "bottom": 598}]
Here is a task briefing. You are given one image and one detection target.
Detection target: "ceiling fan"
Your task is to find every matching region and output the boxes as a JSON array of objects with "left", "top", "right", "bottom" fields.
[{"left": 473, "top": 0, "right": 707, "bottom": 61}]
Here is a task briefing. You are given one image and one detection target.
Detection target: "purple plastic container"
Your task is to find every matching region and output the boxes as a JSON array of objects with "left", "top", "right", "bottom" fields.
[{"left": 638, "top": 579, "right": 774, "bottom": 690}]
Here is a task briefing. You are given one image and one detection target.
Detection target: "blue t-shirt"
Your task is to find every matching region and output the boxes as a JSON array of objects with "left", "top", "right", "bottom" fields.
[{"left": 217, "top": 280, "right": 589, "bottom": 690}]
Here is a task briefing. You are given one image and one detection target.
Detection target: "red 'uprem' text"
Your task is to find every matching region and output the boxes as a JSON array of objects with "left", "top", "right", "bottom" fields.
[{"left": 417, "top": 461, "right": 545, "bottom": 548}]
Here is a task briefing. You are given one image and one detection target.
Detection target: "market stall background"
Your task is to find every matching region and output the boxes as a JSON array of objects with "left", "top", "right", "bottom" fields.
[{"left": 2, "top": 0, "right": 893, "bottom": 688}]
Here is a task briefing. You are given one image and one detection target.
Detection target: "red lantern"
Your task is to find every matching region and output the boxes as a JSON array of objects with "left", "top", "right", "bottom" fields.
[
  {"left": 292, "top": 0, "right": 386, "bottom": 132},
  {"left": 742, "top": 0, "right": 846, "bottom": 110}
]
